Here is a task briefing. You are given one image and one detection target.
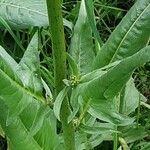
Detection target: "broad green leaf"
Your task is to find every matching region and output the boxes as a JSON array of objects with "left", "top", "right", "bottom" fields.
[
  {"left": 0, "top": 35, "right": 44, "bottom": 117},
  {"left": 89, "top": 134, "right": 111, "bottom": 149},
  {"left": 80, "top": 61, "right": 120, "bottom": 83},
  {"left": 81, "top": 46, "right": 150, "bottom": 103},
  {"left": 72, "top": 46, "right": 150, "bottom": 125},
  {"left": 68, "top": 88, "right": 80, "bottom": 123},
  {"left": 75, "top": 131, "right": 111, "bottom": 150},
  {"left": 66, "top": 53, "right": 79, "bottom": 77},
  {"left": 0, "top": 0, "right": 72, "bottom": 29},
  {"left": 94, "top": 0, "right": 150, "bottom": 69},
  {"left": 70, "top": 0, "right": 95, "bottom": 75},
  {"left": 0, "top": 98, "right": 58, "bottom": 150},
  {"left": 84, "top": 0, "right": 103, "bottom": 46},
  {"left": 141, "top": 143, "right": 150, "bottom": 150},
  {"left": 80, "top": 124, "right": 118, "bottom": 135},
  {"left": 20, "top": 102, "right": 59, "bottom": 150},
  {"left": 17, "top": 32, "right": 42, "bottom": 95},
  {"left": 53, "top": 87, "right": 70, "bottom": 121},
  {"left": 119, "top": 78, "right": 147, "bottom": 115},
  {"left": 120, "top": 125, "right": 147, "bottom": 143},
  {"left": 0, "top": 41, "right": 58, "bottom": 149},
  {"left": 0, "top": 55, "right": 35, "bottom": 116},
  {"left": 89, "top": 101, "right": 134, "bottom": 126},
  {"left": 0, "top": 98, "right": 41, "bottom": 150},
  {"left": 0, "top": 46, "right": 18, "bottom": 71},
  {"left": 17, "top": 33, "right": 59, "bottom": 149}
]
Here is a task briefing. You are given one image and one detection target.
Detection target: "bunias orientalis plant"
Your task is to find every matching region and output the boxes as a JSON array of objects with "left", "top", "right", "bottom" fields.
[{"left": 0, "top": 0, "right": 150, "bottom": 150}]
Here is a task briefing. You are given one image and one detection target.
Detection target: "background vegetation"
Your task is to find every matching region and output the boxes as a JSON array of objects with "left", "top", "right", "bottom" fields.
[{"left": 0, "top": 0, "right": 149, "bottom": 149}]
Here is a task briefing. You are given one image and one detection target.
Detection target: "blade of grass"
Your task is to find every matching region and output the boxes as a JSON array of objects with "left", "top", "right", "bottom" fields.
[{"left": 0, "top": 16, "right": 25, "bottom": 52}]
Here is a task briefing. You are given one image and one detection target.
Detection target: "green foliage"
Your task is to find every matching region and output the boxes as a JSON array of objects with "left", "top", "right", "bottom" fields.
[
  {"left": 0, "top": 0, "right": 150, "bottom": 149},
  {"left": 0, "top": 0, "right": 72, "bottom": 29},
  {"left": 94, "top": 0, "right": 150, "bottom": 69},
  {"left": 0, "top": 34, "right": 59, "bottom": 149},
  {"left": 70, "top": 0, "right": 95, "bottom": 75}
]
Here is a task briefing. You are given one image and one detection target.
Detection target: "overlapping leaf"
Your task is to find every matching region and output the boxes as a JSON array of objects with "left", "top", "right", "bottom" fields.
[
  {"left": 70, "top": 0, "right": 95, "bottom": 75},
  {"left": 0, "top": 0, "right": 72, "bottom": 29},
  {"left": 119, "top": 78, "right": 147, "bottom": 115},
  {"left": 72, "top": 46, "right": 150, "bottom": 125},
  {"left": 0, "top": 33, "right": 58, "bottom": 149},
  {"left": 82, "top": 46, "right": 150, "bottom": 103},
  {"left": 17, "top": 32, "right": 42, "bottom": 95},
  {"left": 94, "top": 0, "right": 150, "bottom": 69}
]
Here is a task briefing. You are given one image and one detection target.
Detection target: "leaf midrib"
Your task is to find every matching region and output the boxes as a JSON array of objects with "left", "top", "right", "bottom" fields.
[
  {"left": 0, "top": 69, "right": 45, "bottom": 103},
  {"left": 0, "top": 2, "right": 47, "bottom": 17},
  {"left": 109, "top": 3, "right": 150, "bottom": 63}
]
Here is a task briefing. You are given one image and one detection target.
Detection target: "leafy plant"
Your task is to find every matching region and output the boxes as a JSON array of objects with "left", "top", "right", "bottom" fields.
[{"left": 0, "top": 0, "right": 150, "bottom": 150}]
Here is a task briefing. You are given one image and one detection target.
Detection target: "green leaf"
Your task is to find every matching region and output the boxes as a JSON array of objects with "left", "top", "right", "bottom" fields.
[
  {"left": 80, "top": 61, "right": 120, "bottom": 83},
  {"left": 0, "top": 0, "right": 72, "bottom": 29},
  {"left": 0, "top": 97, "right": 56, "bottom": 150},
  {"left": 119, "top": 78, "right": 146, "bottom": 115},
  {"left": 73, "top": 46, "right": 150, "bottom": 125},
  {"left": 0, "top": 42, "right": 58, "bottom": 149},
  {"left": 84, "top": 0, "right": 103, "bottom": 46},
  {"left": 53, "top": 87, "right": 70, "bottom": 121},
  {"left": 81, "top": 46, "right": 150, "bottom": 103},
  {"left": 0, "top": 55, "right": 34, "bottom": 116},
  {"left": 121, "top": 125, "right": 147, "bottom": 143},
  {"left": 80, "top": 124, "right": 118, "bottom": 135},
  {"left": 66, "top": 53, "right": 79, "bottom": 77},
  {"left": 0, "top": 46, "right": 18, "bottom": 71},
  {"left": 0, "top": 36, "right": 45, "bottom": 117},
  {"left": 17, "top": 32, "right": 42, "bottom": 95},
  {"left": 141, "top": 143, "right": 150, "bottom": 150},
  {"left": 70, "top": 0, "right": 95, "bottom": 75},
  {"left": 0, "top": 100, "right": 58, "bottom": 150},
  {"left": 89, "top": 101, "right": 134, "bottom": 126},
  {"left": 68, "top": 88, "right": 80, "bottom": 123},
  {"left": 94, "top": 0, "right": 150, "bottom": 69},
  {"left": 20, "top": 102, "right": 59, "bottom": 150}
]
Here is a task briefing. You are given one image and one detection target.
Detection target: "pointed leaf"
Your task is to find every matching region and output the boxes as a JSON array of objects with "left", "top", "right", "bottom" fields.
[
  {"left": 17, "top": 32, "right": 42, "bottom": 95},
  {"left": 0, "top": 0, "right": 72, "bottom": 29},
  {"left": 70, "top": 0, "right": 95, "bottom": 75},
  {"left": 120, "top": 78, "right": 147, "bottom": 115},
  {"left": 54, "top": 87, "right": 70, "bottom": 121},
  {"left": 89, "top": 101, "right": 134, "bottom": 126},
  {"left": 94, "top": 0, "right": 150, "bottom": 69},
  {"left": 80, "top": 124, "right": 118, "bottom": 135},
  {"left": 121, "top": 125, "right": 147, "bottom": 143},
  {"left": 81, "top": 46, "right": 150, "bottom": 103},
  {"left": 0, "top": 47, "right": 58, "bottom": 149},
  {"left": 84, "top": 0, "right": 103, "bottom": 45}
]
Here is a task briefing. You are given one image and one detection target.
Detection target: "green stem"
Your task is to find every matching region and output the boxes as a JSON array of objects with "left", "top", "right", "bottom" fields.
[
  {"left": 113, "top": 127, "right": 118, "bottom": 150},
  {"left": 136, "top": 93, "right": 141, "bottom": 128},
  {"left": 113, "top": 95, "right": 120, "bottom": 150},
  {"left": 46, "top": 0, "right": 75, "bottom": 150}
]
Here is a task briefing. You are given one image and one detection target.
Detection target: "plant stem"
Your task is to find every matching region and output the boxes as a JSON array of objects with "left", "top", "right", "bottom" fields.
[
  {"left": 113, "top": 127, "right": 118, "bottom": 150},
  {"left": 46, "top": 0, "right": 66, "bottom": 95},
  {"left": 136, "top": 93, "right": 141, "bottom": 128},
  {"left": 46, "top": 0, "right": 75, "bottom": 149},
  {"left": 113, "top": 95, "right": 120, "bottom": 150}
]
